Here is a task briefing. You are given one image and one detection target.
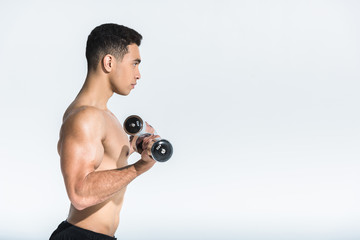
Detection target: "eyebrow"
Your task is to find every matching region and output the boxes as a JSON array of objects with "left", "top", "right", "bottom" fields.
[{"left": 134, "top": 58, "right": 141, "bottom": 64}]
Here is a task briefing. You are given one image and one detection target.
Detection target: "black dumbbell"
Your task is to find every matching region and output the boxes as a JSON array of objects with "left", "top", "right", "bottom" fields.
[{"left": 124, "top": 115, "right": 173, "bottom": 162}]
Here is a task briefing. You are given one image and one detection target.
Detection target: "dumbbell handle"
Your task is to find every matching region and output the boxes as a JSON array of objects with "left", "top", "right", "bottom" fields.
[{"left": 124, "top": 115, "right": 173, "bottom": 162}]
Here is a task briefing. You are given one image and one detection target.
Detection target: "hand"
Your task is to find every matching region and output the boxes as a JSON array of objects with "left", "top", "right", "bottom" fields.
[
  {"left": 140, "top": 133, "right": 161, "bottom": 162},
  {"left": 144, "top": 121, "right": 156, "bottom": 135},
  {"left": 129, "top": 121, "right": 157, "bottom": 154},
  {"left": 133, "top": 134, "right": 160, "bottom": 175}
]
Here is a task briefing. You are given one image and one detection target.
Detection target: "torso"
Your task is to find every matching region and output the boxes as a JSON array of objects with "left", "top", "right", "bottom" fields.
[{"left": 59, "top": 104, "right": 130, "bottom": 236}]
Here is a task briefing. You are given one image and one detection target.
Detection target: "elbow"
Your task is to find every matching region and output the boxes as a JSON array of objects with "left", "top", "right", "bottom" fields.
[
  {"left": 66, "top": 181, "right": 95, "bottom": 211},
  {"left": 69, "top": 194, "right": 92, "bottom": 211},
  {"left": 71, "top": 201, "right": 87, "bottom": 211}
]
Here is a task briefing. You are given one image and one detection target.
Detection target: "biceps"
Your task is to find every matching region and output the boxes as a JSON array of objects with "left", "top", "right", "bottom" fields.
[{"left": 60, "top": 136, "right": 104, "bottom": 185}]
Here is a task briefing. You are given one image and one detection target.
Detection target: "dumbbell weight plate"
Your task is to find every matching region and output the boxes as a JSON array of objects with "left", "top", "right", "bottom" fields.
[
  {"left": 124, "top": 115, "right": 143, "bottom": 135},
  {"left": 151, "top": 139, "right": 173, "bottom": 162}
]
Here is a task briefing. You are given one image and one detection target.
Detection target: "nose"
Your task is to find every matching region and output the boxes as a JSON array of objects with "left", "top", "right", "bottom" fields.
[{"left": 135, "top": 68, "right": 141, "bottom": 80}]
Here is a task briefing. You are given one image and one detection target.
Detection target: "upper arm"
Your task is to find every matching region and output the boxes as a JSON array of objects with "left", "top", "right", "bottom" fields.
[{"left": 58, "top": 108, "right": 105, "bottom": 200}]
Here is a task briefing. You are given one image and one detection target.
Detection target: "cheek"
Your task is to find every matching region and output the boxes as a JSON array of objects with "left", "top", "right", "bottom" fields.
[
  {"left": 113, "top": 65, "right": 134, "bottom": 86},
  {"left": 120, "top": 68, "right": 132, "bottom": 79},
  {"left": 116, "top": 69, "right": 127, "bottom": 82}
]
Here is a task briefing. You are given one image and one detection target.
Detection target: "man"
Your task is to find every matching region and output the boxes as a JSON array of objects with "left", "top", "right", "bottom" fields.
[{"left": 50, "top": 23, "right": 159, "bottom": 240}]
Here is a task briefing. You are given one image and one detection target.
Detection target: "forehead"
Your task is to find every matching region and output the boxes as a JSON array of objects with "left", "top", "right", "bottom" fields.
[{"left": 123, "top": 44, "right": 140, "bottom": 60}]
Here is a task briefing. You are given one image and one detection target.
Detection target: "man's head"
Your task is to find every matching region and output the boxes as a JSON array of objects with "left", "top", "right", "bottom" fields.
[{"left": 86, "top": 23, "right": 142, "bottom": 71}]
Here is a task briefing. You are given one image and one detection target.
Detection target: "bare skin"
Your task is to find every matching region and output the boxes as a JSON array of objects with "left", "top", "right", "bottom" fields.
[{"left": 57, "top": 44, "right": 158, "bottom": 236}]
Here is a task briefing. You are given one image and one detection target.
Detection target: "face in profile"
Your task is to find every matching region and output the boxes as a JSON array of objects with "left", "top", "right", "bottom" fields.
[{"left": 110, "top": 44, "right": 142, "bottom": 96}]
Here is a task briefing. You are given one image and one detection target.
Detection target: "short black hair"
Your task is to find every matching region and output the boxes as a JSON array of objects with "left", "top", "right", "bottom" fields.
[{"left": 86, "top": 23, "right": 142, "bottom": 70}]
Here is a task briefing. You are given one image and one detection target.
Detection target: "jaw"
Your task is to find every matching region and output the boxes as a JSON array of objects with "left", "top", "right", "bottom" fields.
[{"left": 113, "top": 87, "right": 132, "bottom": 96}]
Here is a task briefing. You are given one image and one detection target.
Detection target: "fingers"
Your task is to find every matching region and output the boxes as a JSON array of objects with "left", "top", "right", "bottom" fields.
[
  {"left": 141, "top": 134, "right": 160, "bottom": 150},
  {"left": 144, "top": 122, "right": 157, "bottom": 135}
]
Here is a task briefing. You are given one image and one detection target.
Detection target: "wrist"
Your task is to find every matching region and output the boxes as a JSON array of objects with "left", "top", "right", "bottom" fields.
[{"left": 134, "top": 159, "right": 155, "bottom": 176}]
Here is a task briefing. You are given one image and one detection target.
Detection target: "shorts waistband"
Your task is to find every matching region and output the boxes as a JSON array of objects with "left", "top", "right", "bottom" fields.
[{"left": 61, "top": 221, "right": 117, "bottom": 240}]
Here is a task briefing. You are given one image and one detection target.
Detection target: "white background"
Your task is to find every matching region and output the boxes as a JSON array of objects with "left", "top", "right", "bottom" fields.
[{"left": 0, "top": 1, "right": 359, "bottom": 239}]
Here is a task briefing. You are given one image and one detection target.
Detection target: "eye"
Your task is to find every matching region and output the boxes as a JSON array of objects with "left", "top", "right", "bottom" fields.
[{"left": 132, "top": 60, "right": 141, "bottom": 67}]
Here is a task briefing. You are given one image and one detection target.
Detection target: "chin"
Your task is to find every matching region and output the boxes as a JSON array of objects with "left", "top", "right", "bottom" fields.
[
  {"left": 115, "top": 89, "right": 131, "bottom": 96},
  {"left": 119, "top": 91, "right": 131, "bottom": 96}
]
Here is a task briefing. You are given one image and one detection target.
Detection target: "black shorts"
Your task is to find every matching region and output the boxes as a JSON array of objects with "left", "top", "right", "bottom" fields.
[{"left": 49, "top": 221, "right": 117, "bottom": 240}]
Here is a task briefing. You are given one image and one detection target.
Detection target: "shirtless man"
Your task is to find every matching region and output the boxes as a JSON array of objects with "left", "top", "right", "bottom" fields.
[{"left": 50, "top": 23, "right": 159, "bottom": 240}]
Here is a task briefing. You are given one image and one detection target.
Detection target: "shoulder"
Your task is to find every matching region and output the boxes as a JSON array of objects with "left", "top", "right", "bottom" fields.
[
  {"left": 61, "top": 106, "right": 106, "bottom": 140},
  {"left": 64, "top": 105, "right": 104, "bottom": 121}
]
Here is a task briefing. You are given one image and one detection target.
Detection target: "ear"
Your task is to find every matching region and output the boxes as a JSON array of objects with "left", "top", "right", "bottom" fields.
[{"left": 102, "top": 54, "right": 114, "bottom": 73}]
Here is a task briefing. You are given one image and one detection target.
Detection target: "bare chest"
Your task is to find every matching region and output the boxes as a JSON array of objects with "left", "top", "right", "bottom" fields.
[{"left": 97, "top": 114, "right": 130, "bottom": 170}]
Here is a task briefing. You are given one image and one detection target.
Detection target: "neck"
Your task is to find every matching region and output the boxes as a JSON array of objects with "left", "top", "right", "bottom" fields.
[{"left": 75, "top": 71, "right": 114, "bottom": 110}]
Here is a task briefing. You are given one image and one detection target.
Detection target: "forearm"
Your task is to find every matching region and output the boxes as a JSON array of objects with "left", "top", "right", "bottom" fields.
[
  {"left": 70, "top": 160, "right": 154, "bottom": 210},
  {"left": 74, "top": 165, "right": 136, "bottom": 209}
]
